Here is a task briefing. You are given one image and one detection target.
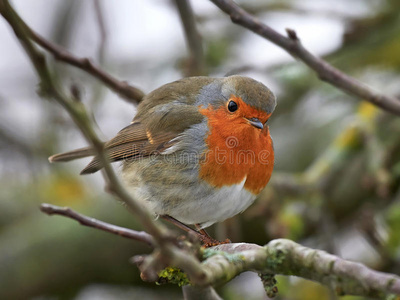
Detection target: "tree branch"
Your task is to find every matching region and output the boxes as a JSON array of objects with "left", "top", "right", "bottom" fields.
[
  {"left": 199, "top": 240, "right": 400, "bottom": 298},
  {"left": 134, "top": 239, "right": 400, "bottom": 298},
  {"left": 40, "top": 203, "right": 155, "bottom": 247},
  {"left": 209, "top": 0, "right": 400, "bottom": 116}
]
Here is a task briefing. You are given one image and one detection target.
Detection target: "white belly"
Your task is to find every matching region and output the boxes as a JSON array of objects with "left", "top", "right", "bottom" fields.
[
  {"left": 121, "top": 152, "right": 258, "bottom": 228},
  {"left": 176, "top": 179, "right": 256, "bottom": 228},
  {"left": 125, "top": 175, "right": 256, "bottom": 228}
]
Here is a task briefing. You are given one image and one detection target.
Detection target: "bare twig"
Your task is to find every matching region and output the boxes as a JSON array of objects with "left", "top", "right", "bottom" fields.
[
  {"left": 2, "top": 0, "right": 143, "bottom": 104},
  {"left": 93, "top": 0, "right": 107, "bottom": 64},
  {"left": 33, "top": 32, "right": 144, "bottom": 104},
  {"left": 40, "top": 203, "right": 155, "bottom": 247},
  {"left": 209, "top": 0, "right": 400, "bottom": 116},
  {"left": 174, "top": 0, "right": 206, "bottom": 76}
]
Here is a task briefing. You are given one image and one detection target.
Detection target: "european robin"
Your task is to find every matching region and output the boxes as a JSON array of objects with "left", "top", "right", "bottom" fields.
[{"left": 50, "top": 75, "right": 276, "bottom": 244}]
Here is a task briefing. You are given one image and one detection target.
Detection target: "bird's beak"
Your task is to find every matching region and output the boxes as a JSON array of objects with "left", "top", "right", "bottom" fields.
[{"left": 246, "top": 117, "right": 264, "bottom": 129}]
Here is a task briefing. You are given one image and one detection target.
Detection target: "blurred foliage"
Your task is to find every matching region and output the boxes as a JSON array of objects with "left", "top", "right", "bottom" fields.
[
  {"left": 1, "top": 0, "right": 400, "bottom": 299},
  {"left": 204, "top": 38, "right": 230, "bottom": 69},
  {"left": 386, "top": 202, "right": 400, "bottom": 254}
]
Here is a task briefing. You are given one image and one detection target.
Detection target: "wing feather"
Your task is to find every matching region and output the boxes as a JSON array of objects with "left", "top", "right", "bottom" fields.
[
  {"left": 50, "top": 78, "right": 211, "bottom": 174},
  {"left": 80, "top": 128, "right": 178, "bottom": 174}
]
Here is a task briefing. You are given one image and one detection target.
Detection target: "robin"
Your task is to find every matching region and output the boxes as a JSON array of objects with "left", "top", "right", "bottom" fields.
[{"left": 49, "top": 75, "right": 276, "bottom": 245}]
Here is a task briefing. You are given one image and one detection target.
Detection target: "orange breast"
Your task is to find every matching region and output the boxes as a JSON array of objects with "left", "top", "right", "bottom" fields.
[{"left": 199, "top": 100, "right": 274, "bottom": 195}]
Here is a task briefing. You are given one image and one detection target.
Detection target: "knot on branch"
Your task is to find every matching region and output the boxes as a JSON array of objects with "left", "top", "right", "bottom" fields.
[
  {"left": 230, "top": 12, "right": 241, "bottom": 23},
  {"left": 285, "top": 28, "right": 299, "bottom": 41},
  {"left": 70, "top": 83, "right": 82, "bottom": 102}
]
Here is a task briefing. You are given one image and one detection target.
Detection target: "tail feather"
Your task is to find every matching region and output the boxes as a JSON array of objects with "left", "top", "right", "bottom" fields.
[
  {"left": 80, "top": 157, "right": 103, "bottom": 175},
  {"left": 48, "top": 147, "right": 95, "bottom": 163}
]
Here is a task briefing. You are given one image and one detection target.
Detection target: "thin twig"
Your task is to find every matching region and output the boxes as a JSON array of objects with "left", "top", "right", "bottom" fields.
[
  {"left": 210, "top": 0, "right": 400, "bottom": 116},
  {"left": 40, "top": 203, "right": 155, "bottom": 247},
  {"left": 3, "top": 0, "right": 143, "bottom": 104},
  {"left": 33, "top": 32, "right": 144, "bottom": 104},
  {"left": 174, "top": 0, "right": 206, "bottom": 76},
  {"left": 93, "top": 0, "right": 107, "bottom": 65}
]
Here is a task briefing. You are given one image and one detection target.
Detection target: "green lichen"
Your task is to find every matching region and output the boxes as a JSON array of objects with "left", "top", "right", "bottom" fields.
[
  {"left": 385, "top": 204, "right": 400, "bottom": 254},
  {"left": 157, "top": 267, "right": 190, "bottom": 287},
  {"left": 266, "top": 246, "right": 287, "bottom": 272},
  {"left": 201, "top": 248, "right": 245, "bottom": 263}
]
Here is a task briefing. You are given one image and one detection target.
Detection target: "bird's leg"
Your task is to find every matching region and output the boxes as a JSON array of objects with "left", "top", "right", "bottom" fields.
[
  {"left": 195, "top": 223, "right": 231, "bottom": 247},
  {"left": 160, "top": 215, "right": 204, "bottom": 239},
  {"left": 159, "top": 215, "right": 230, "bottom": 247},
  {"left": 194, "top": 224, "right": 212, "bottom": 238}
]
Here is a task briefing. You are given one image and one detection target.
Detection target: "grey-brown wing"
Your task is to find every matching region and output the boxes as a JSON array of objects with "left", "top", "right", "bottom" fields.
[
  {"left": 50, "top": 78, "right": 209, "bottom": 174},
  {"left": 80, "top": 122, "right": 177, "bottom": 174}
]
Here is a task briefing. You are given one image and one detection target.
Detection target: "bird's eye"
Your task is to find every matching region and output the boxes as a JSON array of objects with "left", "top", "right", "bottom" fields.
[{"left": 228, "top": 100, "right": 238, "bottom": 112}]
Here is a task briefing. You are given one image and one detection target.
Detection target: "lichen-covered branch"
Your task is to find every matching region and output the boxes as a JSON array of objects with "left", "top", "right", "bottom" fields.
[
  {"left": 199, "top": 240, "right": 400, "bottom": 298},
  {"left": 37, "top": 201, "right": 400, "bottom": 298},
  {"left": 210, "top": 0, "right": 400, "bottom": 116}
]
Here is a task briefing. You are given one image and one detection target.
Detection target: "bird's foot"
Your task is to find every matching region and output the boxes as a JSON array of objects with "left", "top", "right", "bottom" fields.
[
  {"left": 194, "top": 224, "right": 231, "bottom": 247},
  {"left": 159, "top": 215, "right": 231, "bottom": 247},
  {"left": 200, "top": 236, "right": 231, "bottom": 248}
]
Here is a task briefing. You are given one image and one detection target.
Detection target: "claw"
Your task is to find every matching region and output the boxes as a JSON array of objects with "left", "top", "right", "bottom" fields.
[{"left": 201, "top": 237, "right": 231, "bottom": 248}]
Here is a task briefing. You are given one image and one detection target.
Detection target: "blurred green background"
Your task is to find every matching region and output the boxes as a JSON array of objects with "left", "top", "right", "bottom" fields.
[{"left": 0, "top": 0, "right": 400, "bottom": 299}]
